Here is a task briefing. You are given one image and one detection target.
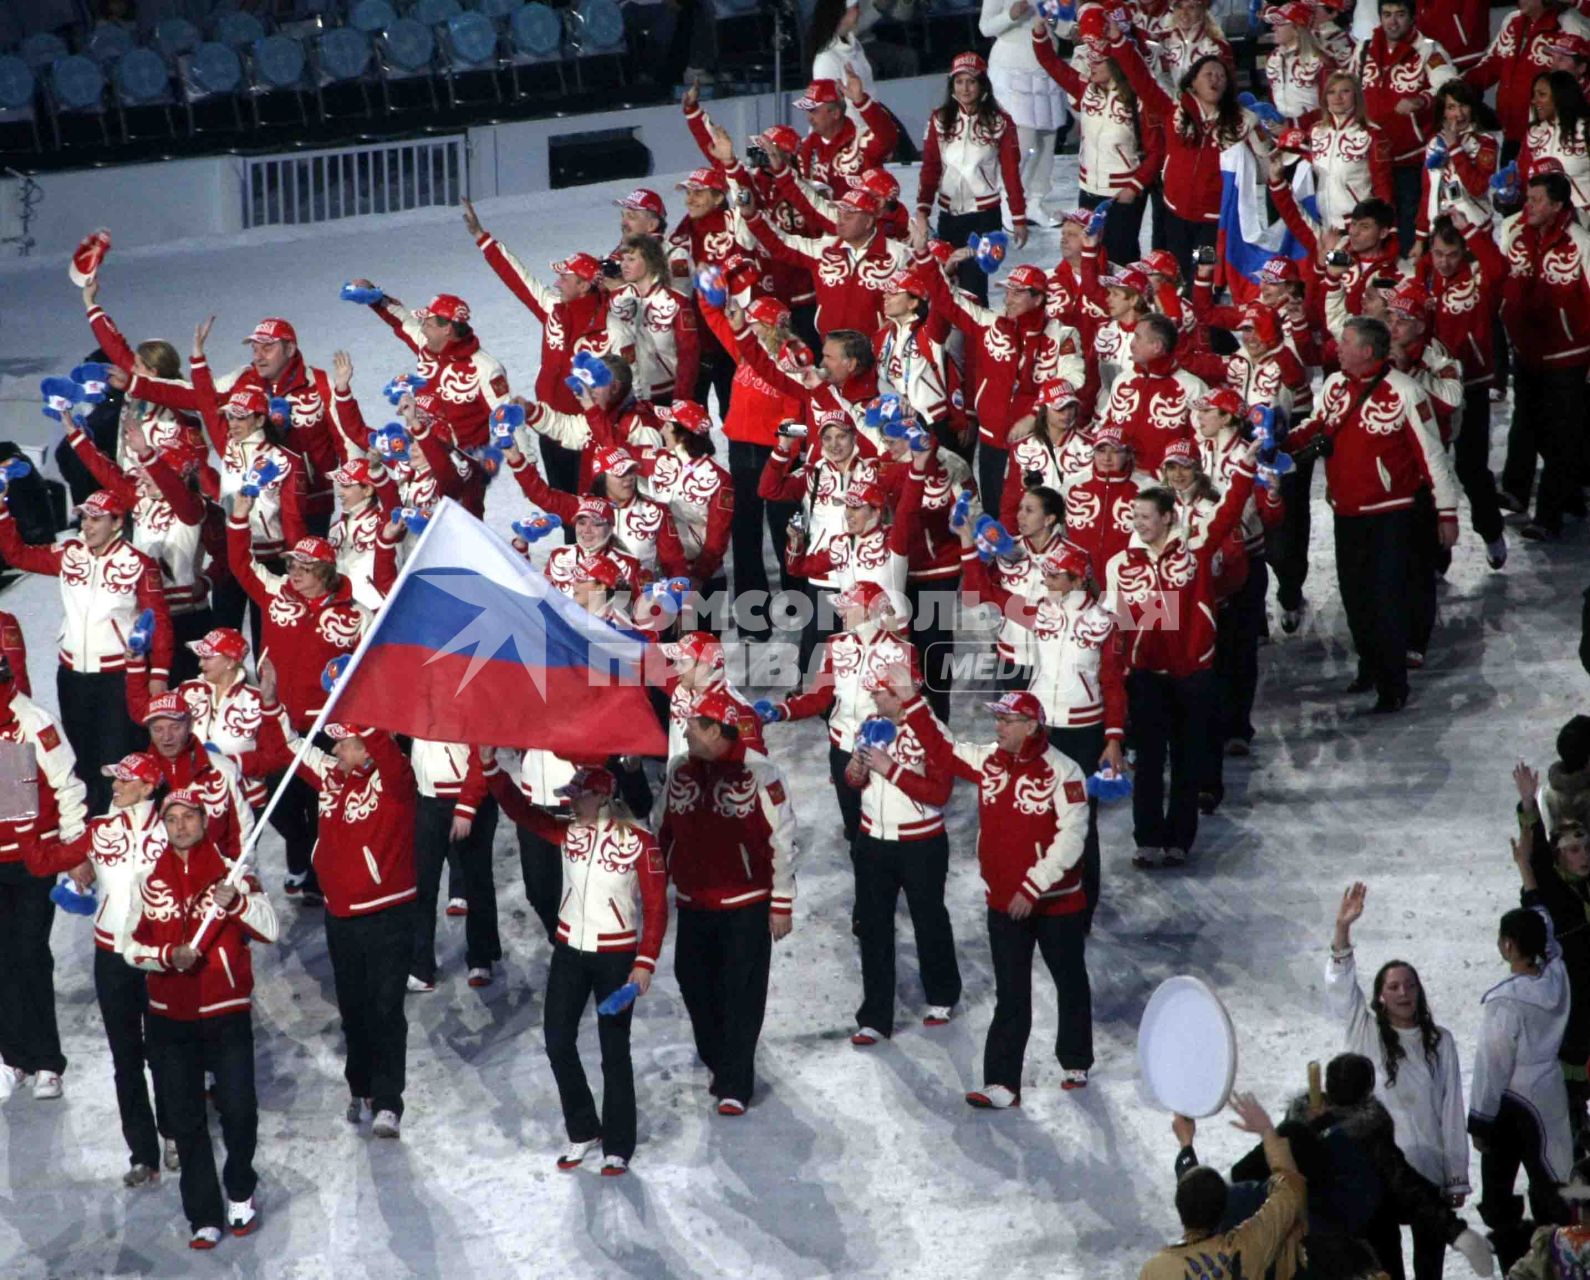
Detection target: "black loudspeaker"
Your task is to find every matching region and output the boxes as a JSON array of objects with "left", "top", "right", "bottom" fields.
[{"left": 548, "top": 127, "right": 651, "bottom": 190}]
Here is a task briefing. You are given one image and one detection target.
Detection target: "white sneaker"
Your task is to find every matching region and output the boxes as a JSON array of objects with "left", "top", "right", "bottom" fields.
[
  {"left": 227, "top": 1195, "right": 258, "bottom": 1236},
  {"left": 1162, "top": 847, "right": 1187, "bottom": 867},
  {"left": 32, "top": 1071, "right": 62, "bottom": 1100},
  {"left": 466, "top": 967, "right": 492, "bottom": 988},
  {"left": 600, "top": 1154, "right": 629, "bottom": 1177},
  {"left": 405, "top": 975, "right": 435, "bottom": 994},
  {"left": 1452, "top": 1226, "right": 1493, "bottom": 1276},
  {"left": 558, "top": 1137, "right": 600, "bottom": 1170},
  {"left": 164, "top": 1138, "right": 180, "bottom": 1171},
  {"left": 372, "top": 1110, "right": 401, "bottom": 1139},
  {"left": 923, "top": 1006, "right": 953, "bottom": 1027},
  {"left": 1061, "top": 1068, "right": 1089, "bottom": 1090},
  {"left": 850, "top": 1027, "right": 883, "bottom": 1046},
  {"left": 0, "top": 1065, "right": 28, "bottom": 1097},
  {"left": 189, "top": 1226, "right": 222, "bottom": 1251},
  {"left": 445, "top": 897, "right": 468, "bottom": 917},
  {"left": 1132, "top": 847, "right": 1167, "bottom": 869},
  {"left": 965, "top": 1084, "right": 1021, "bottom": 1109}
]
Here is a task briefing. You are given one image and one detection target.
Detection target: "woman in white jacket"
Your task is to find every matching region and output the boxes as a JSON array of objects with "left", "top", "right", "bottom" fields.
[
  {"left": 809, "top": 0, "right": 875, "bottom": 119},
  {"left": 1327, "top": 882, "right": 1471, "bottom": 1280},
  {"left": 1468, "top": 850, "right": 1574, "bottom": 1268},
  {"left": 981, "top": 0, "right": 1068, "bottom": 216}
]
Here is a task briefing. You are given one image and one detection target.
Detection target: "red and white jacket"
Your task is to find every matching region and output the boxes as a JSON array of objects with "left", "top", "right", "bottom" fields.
[
  {"left": 786, "top": 503, "right": 911, "bottom": 599},
  {"left": 878, "top": 448, "right": 977, "bottom": 584},
  {"left": 1197, "top": 427, "right": 1285, "bottom": 556},
  {"left": 540, "top": 540, "right": 646, "bottom": 601},
  {"left": 608, "top": 277, "right": 701, "bottom": 404},
  {"left": 745, "top": 207, "right": 913, "bottom": 338},
  {"left": 915, "top": 103, "right": 1028, "bottom": 222},
  {"left": 1518, "top": 116, "right": 1590, "bottom": 212},
  {"left": 1152, "top": 19, "right": 1234, "bottom": 84},
  {"left": 0, "top": 514, "right": 173, "bottom": 681},
  {"left": 330, "top": 492, "right": 397, "bottom": 611},
  {"left": 129, "top": 660, "right": 281, "bottom": 810},
  {"left": 1001, "top": 426, "right": 1095, "bottom": 526},
  {"left": 1469, "top": 6, "right": 1590, "bottom": 144},
  {"left": 1353, "top": 29, "right": 1457, "bottom": 165},
  {"left": 410, "top": 739, "right": 489, "bottom": 821},
  {"left": 1065, "top": 465, "right": 1142, "bottom": 583},
  {"left": 903, "top": 694, "right": 1088, "bottom": 915},
  {"left": 1415, "top": 128, "right": 1499, "bottom": 241},
  {"left": 1100, "top": 355, "right": 1203, "bottom": 474},
  {"left": 227, "top": 517, "right": 367, "bottom": 731},
  {"left": 1104, "top": 464, "right": 1256, "bottom": 676},
  {"left": 127, "top": 838, "right": 277, "bottom": 1021},
  {"left": 873, "top": 313, "right": 954, "bottom": 426},
  {"left": 1183, "top": 342, "right": 1309, "bottom": 423},
  {"left": 665, "top": 674, "right": 764, "bottom": 763},
  {"left": 475, "top": 230, "right": 622, "bottom": 415},
  {"left": 1265, "top": 44, "right": 1329, "bottom": 122},
  {"left": 657, "top": 751, "right": 797, "bottom": 916},
  {"left": 778, "top": 620, "right": 920, "bottom": 751},
  {"left": 1034, "top": 33, "right": 1158, "bottom": 199},
  {"left": 759, "top": 444, "right": 881, "bottom": 591},
  {"left": 40, "top": 799, "right": 167, "bottom": 955},
  {"left": 795, "top": 94, "right": 900, "bottom": 197},
  {"left": 134, "top": 736, "right": 255, "bottom": 867},
  {"left": 1301, "top": 111, "right": 1396, "bottom": 230},
  {"left": 0, "top": 691, "right": 88, "bottom": 869},
  {"left": 507, "top": 451, "right": 665, "bottom": 579},
  {"left": 962, "top": 556, "right": 1127, "bottom": 737},
  {"left": 1289, "top": 362, "right": 1460, "bottom": 521},
  {"left": 1494, "top": 207, "right": 1590, "bottom": 372},
  {"left": 645, "top": 451, "right": 734, "bottom": 586},
  {"left": 370, "top": 300, "right": 509, "bottom": 451},
  {"left": 1395, "top": 338, "right": 1465, "bottom": 446},
  {"left": 1419, "top": 229, "right": 1504, "bottom": 386},
  {"left": 489, "top": 766, "right": 667, "bottom": 966},
  {"left": 846, "top": 709, "right": 953, "bottom": 843},
  {"left": 84, "top": 302, "right": 202, "bottom": 457},
  {"left": 1418, "top": 0, "right": 1490, "bottom": 71},
  {"left": 522, "top": 397, "right": 667, "bottom": 495}
]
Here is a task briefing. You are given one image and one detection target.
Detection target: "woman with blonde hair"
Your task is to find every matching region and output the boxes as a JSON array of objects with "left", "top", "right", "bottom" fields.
[
  {"left": 1300, "top": 71, "right": 1395, "bottom": 230},
  {"left": 1262, "top": 1, "right": 1330, "bottom": 124}
]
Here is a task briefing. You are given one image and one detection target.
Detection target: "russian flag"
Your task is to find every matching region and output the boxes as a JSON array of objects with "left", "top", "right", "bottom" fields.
[
  {"left": 329, "top": 498, "right": 666, "bottom": 757},
  {"left": 1217, "top": 143, "right": 1317, "bottom": 304}
]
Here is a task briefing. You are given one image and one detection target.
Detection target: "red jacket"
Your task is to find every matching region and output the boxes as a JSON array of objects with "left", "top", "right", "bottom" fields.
[
  {"left": 1414, "top": 130, "right": 1498, "bottom": 241},
  {"left": 1105, "top": 464, "right": 1255, "bottom": 677},
  {"left": 745, "top": 209, "right": 909, "bottom": 338},
  {"left": 226, "top": 516, "right": 366, "bottom": 731},
  {"left": 1289, "top": 362, "right": 1461, "bottom": 520},
  {"left": 1100, "top": 354, "right": 1203, "bottom": 474},
  {"left": 732, "top": 317, "right": 880, "bottom": 438},
  {"left": 0, "top": 691, "right": 88, "bottom": 869},
  {"left": 128, "top": 838, "right": 276, "bottom": 1022},
  {"left": 370, "top": 302, "right": 509, "bottom": 451},
  {"left": 0, "top": 610, "right": 28, "bottom": 697},
  {"left": 1418, "top": 0, "right": 1490, "bottom": 70},
  {"left": 657, "top": 752, "right": 797, "bottom": 915},
  {"left": 1421, "top": 228, "right": 1505, "bottom": 385},
  {"left": 1493, "top": 207, "right": 1590, "bottom": 371},
  {"left": 699, "top": 302, "right": 806, "bottom": 447},
  {"left": 1468, "top": 8, "right": 1585, "bottom": 144},
  {"left": 1065, "top": 467, "right": 1141, "bottom": 582},
  {"left": 136, "top": 735, "right": 253, "bottom": 866},
  {"left": 794, "top": 95, "right": 900, "bottom": 197},
  {"left": 902, "top": 695, "right": 1088, "bottom": 916},
  {"left": 1354, "top": 30, "right": 1452, "bottom": 165}
]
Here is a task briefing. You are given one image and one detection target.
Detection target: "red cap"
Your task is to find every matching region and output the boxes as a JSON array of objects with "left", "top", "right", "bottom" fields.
[
  {"left": 985, "top": 689, "right": 1046, "bottom": 724},
  {"left": 661, "top": 630, "right": 725, "bottom": 670},
  {"left": 575, "top": 495, "right": 614, "bottom": 524},
  {"left": 844, "top": 481, "right": 886, "bottom": 509},
  {"left": 613, "top": 188, "right": 667, "bottom": 219},
  {"left": 102, "top": 751, "right": 163, "bottom": 786},
  {"left": 188, "top": 627, "right": 248, "bottom": 662},
  {"left": 658, "top": 400, "right": 712, "bottom": 435},
  {"left": 1258, "top": 256, "right": 1301, "bottom": 285},
  {"left": 575, "top": 556, "right": 621, "bottom": 589},
  {"left": 746, "top": 296, "right": 791, "bottom": 328},
  {"left": 70, "top": 228, "right": 111, "bottom": 288},
  {"left": 1001, "top": 264, "right": 1048, "bottom": 292},
  {"left": 1102, "top": 266, "right": 1151, "bottom": 296},
  {"left": 951, "top": 51, "right": 987, "bottom": 77},
  {"left": 925, "top": 238, "right": 955, "bottom": 264},
  {"left": 690, "top": 686, "right": 746, "bottom": 728},
  {"left": 143, "top": 691, "right": 191, "bottom": 724},
  {"left": 414, "top": 294, "right": 471, "bottom": 324},
  {"left": 887, "top": 267, "right": 931, "bottom": 297},
  {"left": 1161, "top": 437, "right": 1199, "bottom": 468},
  {"left": 1385, "top": 279, "right": 1432, "bottom": 319},
  {"left": 1237, "top": 302, "right": 1281, "bottom": 348},
  {"left": 1141, "top": 249, "right": 1181, "bottom": 280},
  {"left": 1092, "top": 423, "right": 1129, "bottom": 448},
  {"left": 79, "top": 489, "right": 128, "bottom": 519},
  {"left": 286, "top": 536, "right": 336, "bottom": 565},
  {"left": 331, "top": 459, "right": 375, "bottom": 487},
  {"left": 1061, "top": 208, "right": 1093, "bottom": 228},
  {"left": 554, "top": 765, "right": 617, "bottom": 801},
  {"left": 838, "top": 189, "right": 881, "bottom": 216},
  {"left": 858, "top": 169, "right": 901, "bottom": 202},
  {"left": 160, "top": 787, "right": 208, "bottom": 815},
  {"left": 676, "top": 167, "right": 728, "bottom": 193},
  {"left": 325, "top": 723, "right": 365, "bottom": 740},
  {"left": 1550, "top": 33, "right": 1590, "bottom": 59},
  {"left": 1038, "top": 541, "right": 1090, "bottom": 580},
  {"left": 1076, "top": 7, "right": 1109, "bottom": 44},
  {"left": 552, "top": 252, "right": 602, "bottom": 283},
  {"left": 794, "top": 78, "right": 843, "bottom": 109},
  {"left": 1195, "top": 387, "right": 1247, "bottom": 417},
  {"left": 1038, "top": 379, "right": 1081, "bottom": 410},
  {"left": 834, "top": 580, "right": 891, "bottom": 614},
  {"left": 780, "top": 337, "right": 814, "bottom": 369},
  {"left": 757, "top": 124, "right": 800, "bottom": 154},
  {"left": 244, "top": 318, "right": 296, "bottom": 345},
  {"left": 223, "top": 386, "right": 270, "bottom": 418},
  {"left": 411, "top": 389, "right": 443, "bottom": 423},
  {"left": 1262, "top": 1, "right": 1312, "bottom": 24},
  {"left": 592, "top": 447, "right": 637, "bottom": 479}
]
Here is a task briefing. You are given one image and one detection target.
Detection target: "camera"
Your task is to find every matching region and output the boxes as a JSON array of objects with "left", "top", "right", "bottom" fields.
[
  {"left": 787, "top": 509, "right": 809, "bottom": 538},
  {"left": 599, "top": 257, "right": 623, "bottom": 280},
  {"left": 1291, "top": 433, "right": 1332, "bottom": 464},
  {"left": 1023, "top": 469, "right": 1044, "bottom": 488},
  {"left": 1325, "top": 248, "right": 1351, "bottom": 269},
  {"left": 746, "top": 143, "right": 770, "bottom": 170},
  {"left": 1194, "top": 245, "right": 1217, "bottom": 266}
]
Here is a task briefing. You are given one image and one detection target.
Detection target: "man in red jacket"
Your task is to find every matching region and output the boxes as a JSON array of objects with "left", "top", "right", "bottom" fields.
[
  {"left": 1468, "top": 0, "right": 1590, "bottom": 156},
  {"left": 127, "top": 789, "right": 277, "bottom": 1249},
  {"left": 657, "top": 689, "right": 797, "bottom": 1117},
  {"left": 894, "top": 682, "right": 1091, "bottom": 1107},
  {"left": 791, "top": 70, "right": 901, "bottom": 199}
]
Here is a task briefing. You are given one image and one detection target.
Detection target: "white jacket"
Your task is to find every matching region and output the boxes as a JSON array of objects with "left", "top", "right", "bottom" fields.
[
  {"left": 643, "top": 451, "right": 730, "bottom": 563},
  {"left": 0, "top": 693, "right": 89, "bottom": 855},
  {"left": 788, "top": 621, "right": 917, "bottom": 751},
  {"left": 1010, "top": 428, "right": 1095, "bottom": 498},
  {"left": 411, "top": 739, "right": 482, "bottom": 817},
  {"left": 980, "top": 0, "right": 1042, "bottom": 72},
  {"left": 1309, "top": 115, "right": 1388, "bottom": 230},
  {"left": 174, "top": 672, "right": 271, "bottom": 809},
  {"left": 330, "top": 498, "right": 389, "bottom": 611},
  {"left": 85, "top": 799, "right": 169, "bottom": 955},
  {"left": 1324, "top": 948, "right": 1470, "bottom": 1193},
  {"left": 1525, "top": 118, "right": 1590, "bottom": 211},
  {"left": 1074, "top": 84, "right": 1148, "bottom": 199},
  {"left": 856, "top": 711, "right": 948, "bottom": 842},
  {"left": 876, "top": 318, "right": 952, "bottom": 423},
  {"left": 1468, "top": 907, "right": 1574, "bottom": 1183},
  {"left": 551, "top": 815, "right": 661, "bottom": 957},
  {"left": 1264, "top": 45, "right": 1326, "bottom": 122},
  {"left": 920, "top": 107, "right": 1021, "bottom": 216},
  {"left": 790, "top": 450, "right": 881, "bottom": 591},
  {"left": 608, "top": 279, "right": 691, "bottom": 402},
  {"left": 520, "top": 748, "right": 575, "bottom": 810}
]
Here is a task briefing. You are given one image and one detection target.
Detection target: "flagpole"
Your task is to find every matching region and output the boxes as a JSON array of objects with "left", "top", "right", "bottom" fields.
[{"left": 189, "top": 499, "right": 459, "bottom": 948}]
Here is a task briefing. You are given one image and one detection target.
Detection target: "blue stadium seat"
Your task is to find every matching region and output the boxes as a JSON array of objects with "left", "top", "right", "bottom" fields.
[
  {"left": 212, "top": 11, "right": 268, "bottom": 51},
  {"left": 85, "top": 23, "right": 135, "bottom": 66},
  {"left": 45, "top": 54, "right": 109, "bottom": 147},
  {"left": 350, "top": 0, "right": 399, "bottom": 34},
  {"left": 153, "top": 17, "right": 202, "bottom": 62}
]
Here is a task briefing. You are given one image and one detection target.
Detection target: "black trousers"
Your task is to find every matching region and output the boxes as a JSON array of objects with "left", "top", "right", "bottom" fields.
[
  {"left": 169, "top": 607, "right": 213, "bottom": 685},
  {"left": 1047, "top": 724, "right": 1102, "bottom": 926},
  {"left": 853, "top": 832, "right": 961, "bottom": 1036},
  {"left": 538, "top": 437, "right": 582, "bottom": 544},
  {"left": 517, "top": 821, "right": 563, "bottom": 943},
  {"left": 1079, "top": 189, "right": 1147, "bottom": 273},
  {"left": 983, "top": 908, "right": 1092, "bottom": 1091},
  {"left": 977, "top": 441, "right": 1009, "bottom": 539},
  {"left": 1149, "top": 180, "right": 1168, "bottom": 252},
  {"left": 727, "top": 439, "right": 796, "bottom": 642},
  {"left": 1476, "top": 1095, "right": 1571, "bottom": 1270},
  {"left": 0, "top": 862, "right": 64, "bottom": 1075},
  {"left": 146, "top": 1012, "right": 257, "bottom": 1232},
  {"left": 1456, "top": 387, "right": 1505, "bottom": 544},
  {"left": 1128, "top": 668, "right": 1214, "bottom": 855},
  {"left": 95, "top": 946, "right": 162, "bottom": 1169},
  {"left": 411, "top": 795, "right": 500, "bottom": 982},
  {"left": 674, "top": 903, "right": 771, "bottom": 1105},
  {"left": 1213, "top": 559, "right": 1268, "bottom": 750},
  {"left": 1391, "top": 162, "right": 1423, "bottom": 257},
  {"left": 1366, "top": 1190, "right": 1456, "bottom": 1280},
  {"left": 1160, "top": 211, "right": 1218, "bottom": 288},
  {"left": 1334, "top": 508, "right": 1414, "bottom": 700},
  {"left": 828, "top": 742, "right": 865, "bottom": 847},
  {"left": 1505, "top": 366, "right": 1586, "bottom": 532},
  {"left": 58, "top": 667, "right": 139, "bottom": 816},
  {"left": 796, "top": 582, "right": 838, "bottom": 689},
  {"left": 543, "top": 944, "right": 638, "bottom": 1158},
  {"left": 267, "top": 764, "right": 321, "bottom": 889},
  {"left": 936, "top": 207, "right": 1004, "bottom": 307},
  {"left": 324, "top": 903, "right": 413, "bottom": 1116},
  {"left": 1409, "top": 490, "right": 1441, "bottom": 659},
  {"left": 1268, "top": 453, "right": 1315, "bottom": 611},
  {"left": 694, "top": 349, "right": 736, "bottom": 423},
  {"left": 907, "top": 580, "right": 956, "bottom": 723}
]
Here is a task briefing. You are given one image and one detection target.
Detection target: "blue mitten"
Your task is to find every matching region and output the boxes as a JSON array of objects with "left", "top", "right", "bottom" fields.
[
  {"left": 858, "top": 716, "right": 897, "bottom": 749},
  {"left": 49, "top": 878, "right": 98, "bottom": 917},
  {"left": 1036, "top": 0, "right": 1076, "bottom": 20},
  {"left": 903, "top": 421, "right": 934, "bottom": 453},
  {"left": 1086, "top": 768, "right": 1134, "bottom": 801},
  {"left": 125, "top": 608, "right": 156, "bottom": 658},
  {"left": 1085, "top": 199, "right": 1113, "bottom": 240},
  {"left": 1490, "top": 162, "right": 1520, "bottom": 204},
  {"left": 949, "top": 486, "right": 975, "bottom": 530},
  {"left": 0, "top": 458, "right": 34, "bottom": 490},
  {"left": 694, "top": 264, "right": 727, "bottom": 309},
  {"left": 752, "top": 698, "right": 786, "bottom": 725},
  {"left": 864, "top": 394, "right": 904, "bottom": 432},
  {"left": 40, "top": 376, "right": 82, "bottom": 421},
  {"left": 340, "top": 281, "right": 386, "bottom": 305},
  {"left": 513, "top": 513, "right": 562, "bottom": 543},
  {"left": 466, "top": 445, "right": 503, "bottom": 477},
  {"left": 968, "top": 230, "right": 1010, "bottom": 274},
  {"left": 489, "top": 403, "right": 525, "bottom": 450},
  {"left": 565, "top": 351, "right": 614, "bottom": 398},
  {"left": 597, "top": 983, "right": 641, "bottom": 1016},
  {"left": 239, "top": 457, "right": 283, "bottom": 498},
  {"left": 1426, "top": 135, "right": 1449, "bottom": 171},
  {"left": 267, "top": 397, "right": 291, "bottom": 430},
  {"left": 321, "top": 654, "right": 349, "bottom": 693},
  {"left": 383, "top": 372, "right": 428, "bottom": 404},
  {"left": 973, "top": 514, "right": 1015, "bottom": 563},
  {"left": 390, "top": 506, "right": 429, "bottom": 535},
  {"left": 70, "top": 363, "right": 111, "bottom": 402}
]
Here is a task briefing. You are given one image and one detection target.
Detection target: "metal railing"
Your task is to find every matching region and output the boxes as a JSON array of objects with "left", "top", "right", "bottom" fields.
[{"left": 241, "top": 134, "right": 465, "bottom": 229}]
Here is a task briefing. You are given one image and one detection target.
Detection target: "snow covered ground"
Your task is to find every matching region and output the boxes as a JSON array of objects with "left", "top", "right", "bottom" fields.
[{"left": 0, "top": 158, "right": 1584, "bottom": 1280}]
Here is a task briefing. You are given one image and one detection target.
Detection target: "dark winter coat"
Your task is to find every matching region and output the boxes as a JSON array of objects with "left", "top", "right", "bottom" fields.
[{"left": 1523, "top": 813, "right": 1590, "bottom": 1067}]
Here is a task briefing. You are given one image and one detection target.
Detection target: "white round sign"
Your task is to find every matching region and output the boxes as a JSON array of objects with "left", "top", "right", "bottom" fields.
[{"left": 1137, "top": 974, "right": 1239, "bottom": 1119}]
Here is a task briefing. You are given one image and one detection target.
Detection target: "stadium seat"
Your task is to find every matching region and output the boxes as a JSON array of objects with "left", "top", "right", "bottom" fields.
[
  {"left": 311, "top": 26, "right": 375, "bottom": 119},
  {"left": 350, "top": 0, "right": 399, "bottom": 35},
  {"left": 441, "top": 10, "right": 503, "bottom": 106},
  {"left": 180, "top": 40, "right": 245, "bottom": 134},
  {"left": 375, "top": 18, "right": 439, "bottom": 114},
  {"left": 110, "top": 46, "right": 176, "bottom": 141},
  {"left": 153, "top": 18, "right": 202, "bottom": 62},
  {"left": 44, "top": 54, "right": 110, "bottom": 147},
  {"left": 212, "top": 11, "right": 268, "bottom": 51},
  {"left": 564, "top": 0, "right": 625, "bottom": 91},
  {"left": 0, "top": 53, "right": 40, "bottom": 151},
  {"left": 247, "top": 33, "right": 311, "bottom": 126},
  {"left": 475, "top": 0, "right": 524, "bottom": 20},
  {"left": 414, "top": 0, "right": 464, "bottom": 28},
  {"left": 506, "top": 2, "right": 565, "bottom": 98},
  {"left": 85, "top": 23, "right": 136, "bottom": 66},
  {"left": 18, "top": 33, "right": 69, "bottom": 72}
]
